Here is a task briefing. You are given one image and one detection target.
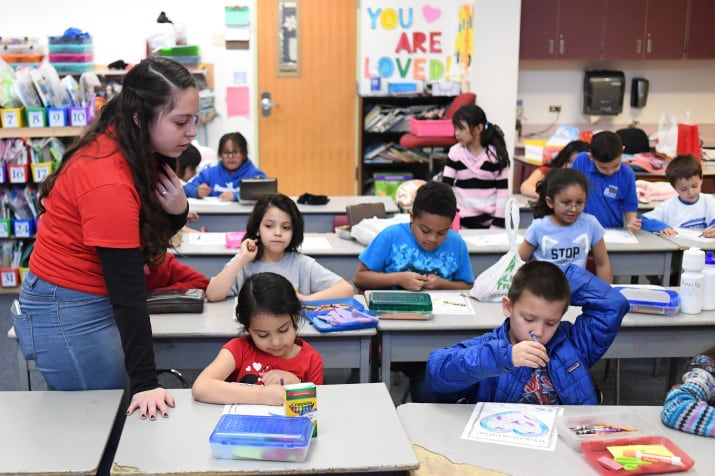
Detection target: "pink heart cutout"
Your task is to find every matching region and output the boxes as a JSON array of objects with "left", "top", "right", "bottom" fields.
[{"left": 423, "top": 5, "right": 441, "bottom": 23}]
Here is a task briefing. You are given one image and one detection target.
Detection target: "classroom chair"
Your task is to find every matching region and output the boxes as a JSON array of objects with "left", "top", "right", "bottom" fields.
[
  {"left": 616, "top": 128, "right": 651, "bottom": 154},
  {"left": 399, "top": 92, "right": 477, "bottom": 174}
]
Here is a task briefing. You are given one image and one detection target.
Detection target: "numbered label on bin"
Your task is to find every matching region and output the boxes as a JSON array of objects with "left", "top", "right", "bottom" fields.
[
  {"left": 32, "top": 164, "right": 52, "bottom": 182},
  {"left": 70, "top": 108, "right": 88, "bottom": 126},
  {"left": 27, "top": 110, "right": 45, "bottom": 127},
  {"left": 9, "top": 165, "right": 28, "bottom": 183},
  {"left": 1, "top": 270, "right": 18, "bottom": 288},
  {"left": 47, "top": 109, "right": 67, "bottom": 127},
  {"left": 0, "top": 221, "right": 9, "bottom": 238},
  {"left": 1, "top": 110, "right": 20, "bottom": 128},
  {"left": 14, "top": 221, "right": 31, "bottom": 237}
]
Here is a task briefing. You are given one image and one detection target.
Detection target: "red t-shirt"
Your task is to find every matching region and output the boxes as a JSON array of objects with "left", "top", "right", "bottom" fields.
[
  {"left": 30, "top": 132, "right": 141, "bottom": 295},
  {"left": 145, "top": 253, "right": 209, "bottom": 291},
  {"left": 223, "top": 337, "right": 324, "bottom": 385}
]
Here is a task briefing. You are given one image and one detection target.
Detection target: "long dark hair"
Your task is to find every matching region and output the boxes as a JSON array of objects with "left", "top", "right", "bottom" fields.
[
  {"left": 39, "top": 57, "right": 197, "bottom": 264},
  {"left": 236, "top": 272, "right": 302, "bottom": 335},
  {"left": 533, "top": 168, "right": 588, "bottom": 219},
  {"left": 548, "top": 140, "right": 590, "bottom": 169},
  {"left": 451, "top": 104, "right": 510, "bottom": 171},
  {"left": 243, "top": 193, "right": 304, "bottom": 260}
]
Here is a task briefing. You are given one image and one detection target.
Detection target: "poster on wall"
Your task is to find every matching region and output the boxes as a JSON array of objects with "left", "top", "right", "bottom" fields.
[{"left": 359, "top": 1, "right": 472, "bottom": 96}]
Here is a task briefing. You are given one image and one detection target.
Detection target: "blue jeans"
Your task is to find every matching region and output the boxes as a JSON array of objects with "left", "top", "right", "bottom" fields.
[{"left": 13, "top": 271, "right": 127, "bottom": 390}]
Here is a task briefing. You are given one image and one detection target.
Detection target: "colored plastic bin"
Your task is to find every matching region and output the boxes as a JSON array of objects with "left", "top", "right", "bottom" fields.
[
  {"left": 408, "top": 117, "right": 454, "bottom": 137},
  {"left": 49, "top": 52, "right": 93, "bottom": 62}
]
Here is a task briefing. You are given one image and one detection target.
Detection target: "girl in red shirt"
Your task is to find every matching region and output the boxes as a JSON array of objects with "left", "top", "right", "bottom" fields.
[{"left": 192, "top": 272, "right": 323, "bottom": 406}]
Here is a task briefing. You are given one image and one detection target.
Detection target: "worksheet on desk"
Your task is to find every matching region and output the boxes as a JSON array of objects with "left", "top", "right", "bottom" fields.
[
  {"left": 188, "top": 197, "right": 233, "bottom": 207},
  {"left": 673, "top": 228, "right": 715, "bottom": 243},
  {"left": 604, "top": 229, "right": 639, "bottom": 244},
  {"left": 187, "top": 232, "right": 227, "bottom": 246},
  {"left": 464, "top": 233, "right": 524, "bottom": 247},
  {"left": 300, "top": 235, "right": 332, "bottom": 251},
  {"left": 461, "top": 402, "right": 562, "bottom": 451},
  {"left": 223, "top": 403, "right": 284, "bottom": 416},
  {"left": 430, "top": 292, "right": 474, "bottom": 315}
]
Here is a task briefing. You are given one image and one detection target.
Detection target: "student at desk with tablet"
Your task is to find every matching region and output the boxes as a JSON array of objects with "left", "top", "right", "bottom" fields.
[{"left": 183, "top": 131, "right": 266, "bottom": 201}]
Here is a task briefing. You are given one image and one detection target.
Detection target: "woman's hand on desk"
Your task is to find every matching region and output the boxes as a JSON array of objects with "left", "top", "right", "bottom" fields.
[{"left": 127, "top": 387, "right": 175, "bottom": 420}]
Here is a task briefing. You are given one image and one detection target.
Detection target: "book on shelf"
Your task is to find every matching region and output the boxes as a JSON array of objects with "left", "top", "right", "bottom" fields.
[{"left": 364, "top": 141, "right": 394, "bottom": 160}]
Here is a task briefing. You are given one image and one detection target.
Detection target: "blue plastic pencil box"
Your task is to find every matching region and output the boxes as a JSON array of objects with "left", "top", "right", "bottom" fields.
[
  {"left": 612, "top": 285, "right": 680, "bottom": 316},
  {"left": 302, "top": 298, "right": 378, "bottom": 332}
]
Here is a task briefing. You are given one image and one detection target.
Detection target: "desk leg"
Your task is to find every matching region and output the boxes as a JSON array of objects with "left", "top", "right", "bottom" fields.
[
  {"left": 662, "top": 252, "right": 672, "bottom": 286},
  {"left": 17, "top": 348, "right": 30, "bottom": 391},
  {"left": 382, "top": 334, "right": 392, "bottom": 390},
  {"left": 360, "top": 336, "right": 370, "bottom": 383},
  {"left": 615, "top": 359, "right": 621, "bottom": 405}
]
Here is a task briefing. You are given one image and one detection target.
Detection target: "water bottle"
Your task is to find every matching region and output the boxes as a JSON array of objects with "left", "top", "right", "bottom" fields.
[
  {"left": 703, "top": 251, "right": 715, "bottom": 310},
  {"left": 680, "top": 247, "right": 704, "bottom": 314}
]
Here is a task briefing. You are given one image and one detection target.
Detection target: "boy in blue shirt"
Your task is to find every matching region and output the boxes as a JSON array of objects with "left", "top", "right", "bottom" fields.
[
  {"left": 353, "top": 181, "right": 474, "bottom": 290},
  {"left": 353, "top": 181, "right": 474, "bottom": 402},
  {"left": 572, "top": 131, "right": 641, "bottom": 232},
  {"left": 426, "top": 261, "right": 628, "bottom": 404}
]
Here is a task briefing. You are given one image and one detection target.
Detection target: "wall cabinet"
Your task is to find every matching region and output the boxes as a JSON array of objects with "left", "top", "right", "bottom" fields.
[
  {"left": 603, "top": 0, "right": 687, "bottom": 60},
  {"left": 359, "top": 95, "right": 455, "bottom": 195},
  {"left": 519, "top": 0, "right": 604, "bottom": 60},
  {"left": 685, "top": 0, "right": 715, "bottom": 59},
  {"left": 520, "top": 0, "right": 708, "bottom": 60}
]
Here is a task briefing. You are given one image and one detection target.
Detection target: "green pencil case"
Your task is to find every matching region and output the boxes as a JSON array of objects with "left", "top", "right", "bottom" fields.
[{"left": 366, "top": 291, "right": 432, "bottom": 314}]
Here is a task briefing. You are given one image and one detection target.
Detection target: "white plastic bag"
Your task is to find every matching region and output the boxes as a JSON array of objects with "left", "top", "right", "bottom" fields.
[
  {"left": 350, "top": 214, "right": 411, "bottom": 246},
  {"left": 470, "top": 198, "right": 524, "bottom": 302},
  {"left": 653, "top": 112, "right": 678, "bottom": 157}
]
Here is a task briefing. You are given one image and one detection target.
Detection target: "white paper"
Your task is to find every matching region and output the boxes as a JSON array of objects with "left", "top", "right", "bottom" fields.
[
  {"left": 429, "top": 292, "right": 474, "bottom": 315},
  {"left": 464, "top": 233, "right": 524, "bottom": 247},
  {"left": 187, "top": 232, "right": 227, "bottom": 246},
  {"left": 672, "top": 228, "right": 715, "bottom": 243},
  {"left": 300, "top": 236, "right": 332, "bottom": 251},
  {"left": 223, "top": 403, "right": 284, "bottom": 416},
  {"left": 188, "top": 196, "right": 232, "bottom": 207},
  {"left": 461, "top": 402, "right": 562, "bottom": 451},
  {"left": 604, "top": 229, "right": 639, "bottom": 244}
]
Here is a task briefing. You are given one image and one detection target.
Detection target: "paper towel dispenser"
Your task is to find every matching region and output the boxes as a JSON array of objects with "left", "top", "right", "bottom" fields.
[{"left": 583, "top": 70, "right": 625, "bottom": 115}]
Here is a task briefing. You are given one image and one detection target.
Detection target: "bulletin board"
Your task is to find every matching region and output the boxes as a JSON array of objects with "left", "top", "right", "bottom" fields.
[{"left": 359, "top": 1, "right": 472, "bottom": 96}]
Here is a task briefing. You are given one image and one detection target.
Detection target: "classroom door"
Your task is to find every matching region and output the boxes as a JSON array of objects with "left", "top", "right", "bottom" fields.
[{"left": 257, "top": 0, "right": 357, "bottom": 195}]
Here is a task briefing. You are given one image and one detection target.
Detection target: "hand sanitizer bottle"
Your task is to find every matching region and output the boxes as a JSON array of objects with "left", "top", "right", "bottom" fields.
[{"left": 680, "top": 247, "right": 704, "bottom": 314}]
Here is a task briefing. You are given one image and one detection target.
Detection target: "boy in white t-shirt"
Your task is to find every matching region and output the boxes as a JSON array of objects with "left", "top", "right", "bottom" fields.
[{"left": 641, "top": 154, "right": 715, "bottom": 237}]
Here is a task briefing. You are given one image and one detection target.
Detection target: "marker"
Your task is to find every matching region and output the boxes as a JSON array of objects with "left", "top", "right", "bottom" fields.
[
  {"left": 622, "top": 450, "right": 681, "bottom": 465},
  {"left": 529, "top": 330, "right": 538, "bottom": 342},
  {"left": 280, "top": 378, "right": 284, "bottom": 386}
]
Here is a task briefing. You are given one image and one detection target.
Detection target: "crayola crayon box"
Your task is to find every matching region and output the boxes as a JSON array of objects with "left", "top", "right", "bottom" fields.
[{"left": 284, "top": 382, "right": 317, "bottom": 437}]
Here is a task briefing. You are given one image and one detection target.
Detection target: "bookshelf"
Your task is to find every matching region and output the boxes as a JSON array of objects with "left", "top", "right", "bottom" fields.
[{"left": 359, "top": 95, "right": 455, "bottom": 195}]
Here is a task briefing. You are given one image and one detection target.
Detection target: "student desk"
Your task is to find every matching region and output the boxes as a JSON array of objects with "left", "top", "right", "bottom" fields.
[
  {"left": 460, "top": 229, "right": 679, "bottom": 284},
  {"left": 111, "top": 384, "right": 418, "bottom": 475},
  {"left": 173, "top": 232, "right": 366, "bottom": 279},
  {"left": 187, "top": 195, "right": 398, "bottom": 232},
  {"left": 0, "top": 389, "right": 123, "bottom": 475},
  {"left": 512, "top": 193, "right": 658, "bottom": 228},
  {"left": 397, "top": 403, "right": 715, "bottom": 475},
  {"left": 376, "top": 295, "right": 715, "bottom": 395},
  {"left": 10, "top": 300, "right": 375, "bottom": 391}
]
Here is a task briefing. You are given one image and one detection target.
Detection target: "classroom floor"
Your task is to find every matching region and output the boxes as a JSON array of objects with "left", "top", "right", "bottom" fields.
[{"left": 0, "top": 293, "right": 677, "bottom": 406}]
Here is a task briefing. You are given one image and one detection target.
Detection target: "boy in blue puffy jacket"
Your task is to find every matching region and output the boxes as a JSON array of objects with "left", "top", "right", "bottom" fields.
[{"left": 426, "top": 261, "right": 628, "bottom": 404}]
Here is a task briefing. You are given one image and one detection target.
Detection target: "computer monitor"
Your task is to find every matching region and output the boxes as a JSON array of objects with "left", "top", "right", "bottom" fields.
[{"left": 239, "top": 178, "right": 278, "bottom": 203}]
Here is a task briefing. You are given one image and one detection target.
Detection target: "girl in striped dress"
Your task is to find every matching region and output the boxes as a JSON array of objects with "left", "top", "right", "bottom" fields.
[{"left": 442, "top": 104, "right": 510, "bottom": 228}]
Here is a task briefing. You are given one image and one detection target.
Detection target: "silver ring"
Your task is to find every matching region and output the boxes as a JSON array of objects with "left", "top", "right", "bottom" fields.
[{"left": 161, "top": 190, "right": 167, "bottom": 196}]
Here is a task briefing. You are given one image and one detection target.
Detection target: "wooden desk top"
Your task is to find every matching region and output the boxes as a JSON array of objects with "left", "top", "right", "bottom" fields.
[
  {"left": 112, "top": 384, "right": 418, "bottom": 475},
  {"left": 0, "top": 390, "right": 123, "bottom": 475}
]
